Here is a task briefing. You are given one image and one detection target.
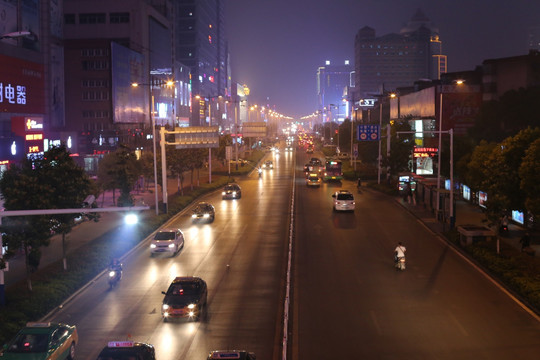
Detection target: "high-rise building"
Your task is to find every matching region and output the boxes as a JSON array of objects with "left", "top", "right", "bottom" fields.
[
  {"left": 0, "top": 0, "right": 64, "bottom": 170},
  {"left": 316, "top": 60, "right": 354, "bottom": 123},
  {"left": 175, "top": 0, "right": 228, "bottom": 126},
  {"left": 354, "top": 9, "right": 446, "bottom": 99},
  {"left": 62, "top": 0, "right": 195, "bottom": 171},
  {"left": 528, "top": 25, "right": 540, "bottom": 51}
]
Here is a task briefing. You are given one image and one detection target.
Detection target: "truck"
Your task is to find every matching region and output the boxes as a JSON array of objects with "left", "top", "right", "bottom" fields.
[{"left": 323, "top": 160, "right": 343, "bottom": 181}]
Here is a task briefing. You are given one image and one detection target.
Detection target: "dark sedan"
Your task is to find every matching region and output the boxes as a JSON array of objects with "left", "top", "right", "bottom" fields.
[
  {"left": 222, "top": 183, "right": 242, "bottom": 199},
  {"left": 191, "top": 202, "right": 215, "bottom": 222},
  {"left": 161, "top": 277, "right": 208, "bottom": 321}
]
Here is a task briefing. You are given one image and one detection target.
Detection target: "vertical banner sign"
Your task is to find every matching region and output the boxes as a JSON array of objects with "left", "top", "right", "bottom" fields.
[{"left": 357, "top": 124, "right": 380, "bottom": 141}]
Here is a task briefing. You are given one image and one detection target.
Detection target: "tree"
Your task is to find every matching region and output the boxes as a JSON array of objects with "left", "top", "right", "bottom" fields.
[
  {"left": 481, "top": 127, "right": 540, "bottom": 228},
  {"left": 42, "top": 145, "right": 93, "bottom": 271},
  {"left": 166, "top": 148, "right": 191, "bottom": 195},
  {"left": 519, "top": 137, "right": 540, "bottom": 220},
  {"left": 97, "top": 145, "right": 140, "bottom": 207},
  {"left": 383, "top": 120, "right": 414, "bottom": 178},
  {"left": 0, "top": 145, "right": 92, "bottom": 288}
]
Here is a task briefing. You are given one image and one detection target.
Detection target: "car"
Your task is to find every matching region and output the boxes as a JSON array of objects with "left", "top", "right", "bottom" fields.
[
  {"left": 262, "top": 160, "right": 273, "bottom": 169},
  {"left": 191, "top": 202, "right": 215, "bottom": 222},
  {"left": 222, "top": 183, "right": 242, "bottom": 199},
  {"left": 229, "top": 158, "right": 248, "bottom": 166},
  {"left": 332, "top": 190, "right": 355, "bottom": 212},
  {"left": 285, "top": 145, "right": 293, "bottom": 152},
  {"left": 306, "top": 147, "right": 314, "bottom": 154},
  {"left": 96, "top": 341, "right": 156, "bottom": 360},
  {"left": 1, "top": 322, "right": 78, "bottom": 360},
  {"left": 150, "top": 228, "right": 184, "bottom": 255},
  {"left": 207, "top": 350, "right": 257, "bottom": 360},
  {"left": 161, "top": 276, "right": 208, "bottom": 321},
  {"left": 306, "top": 173, "right": 321, "bottom": 187}
]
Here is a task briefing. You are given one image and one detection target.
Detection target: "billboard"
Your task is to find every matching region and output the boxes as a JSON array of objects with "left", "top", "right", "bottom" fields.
[
  {"left": 111, "top": 42, "right": 146, "bottom": 124},
  {"left": 0, "top": 54, "right": 45, "bottom": 114},
  {"left": 242, "top": 122, "right": 267, "bottom": 138},
  {"left": 173, "top": 126, "right": 219, "bottom": 149}
]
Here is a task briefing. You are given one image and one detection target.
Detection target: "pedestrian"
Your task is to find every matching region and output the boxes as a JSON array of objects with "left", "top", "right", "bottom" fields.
[
  {"left": 520, "top": 232, "right": 531, "bottom": 251},
  {"left": 407, "top": 185, "right": 413, "bottom": 204}
]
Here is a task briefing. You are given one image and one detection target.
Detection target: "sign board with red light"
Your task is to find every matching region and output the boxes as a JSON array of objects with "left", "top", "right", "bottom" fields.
[{"left": 414, "top": 147, "right": 438, "bottom": 158}]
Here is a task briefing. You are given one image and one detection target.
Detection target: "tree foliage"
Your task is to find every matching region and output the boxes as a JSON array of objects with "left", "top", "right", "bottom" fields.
[
  {"left": 0, "top": 145, "right": 92, "bottom": 287},
  {"left": 97, "top": 145, "right": 140, "bottom": 207}
]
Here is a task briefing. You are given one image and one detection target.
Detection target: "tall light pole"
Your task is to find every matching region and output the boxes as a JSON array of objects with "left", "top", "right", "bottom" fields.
[{"left": 132, "top": 82, "right": 159, "bottom": 215}]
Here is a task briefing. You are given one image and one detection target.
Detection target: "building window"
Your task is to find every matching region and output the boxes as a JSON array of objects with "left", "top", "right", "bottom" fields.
[
  {"left": 110, "top": 12, "right": 130, "bottom": 23},
  {"left": 64, "top": 14, "right": 76, "bottom": 24},
  {"left": 79, "top": 13, "right": 106, "bottom": 24}
]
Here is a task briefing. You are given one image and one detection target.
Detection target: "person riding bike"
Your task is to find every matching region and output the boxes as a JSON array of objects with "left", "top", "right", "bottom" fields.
[{"left": 394, "top": 242, "right": 406, "bottom": 264}]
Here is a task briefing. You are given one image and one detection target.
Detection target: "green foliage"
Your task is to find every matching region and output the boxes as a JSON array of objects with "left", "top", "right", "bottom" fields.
[
  {"left": 0, "top": 145, "right": 92, "bottom": 285},
  {"left": 519, "top": 138, "right": 540, "bottom": 219},
  {"left": 97, "top": 145, "right": 140, "bottom": 207}
]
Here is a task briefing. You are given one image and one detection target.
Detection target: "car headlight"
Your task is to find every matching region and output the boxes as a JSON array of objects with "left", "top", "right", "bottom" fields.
[
  {"left": 150, "top": 244, "right": 156, "bottom": 249},
  {"left": 162, "top": 304, "right": 169, "bottom": 310},
  {"left": 222, "top": 191, "right": 226, "bottom": 195},
  {"left": 232, "top": 191, "right": 237, "bottom": 196},
  {"left": 187, "top": 304, "right": 196, "bottom": 309},
  {"left": 203, "top": 214, "right": 210, "bottom": 218},
  {"left": 168, "top": 243, "right": 175, "bottom": 248}
]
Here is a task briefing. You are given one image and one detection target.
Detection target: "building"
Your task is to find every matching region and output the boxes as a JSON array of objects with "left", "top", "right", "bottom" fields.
[
  {"left": 175, "top": 0, "right": 228, "bottom": 126},
  {"left": 0, "top": 0, "right": 63, "bottom": 172},
  {"left": 482, "top": 50, "right": 540, "bottom": 102},
  {"left": 354, "top": 9, "right": 446, "bottom": 100},
  {"left": 63, "top": 0, "right": 195, "bottom": 172},
  {"left": 316, "top": 60, "right": 354, "bottom": 123}
]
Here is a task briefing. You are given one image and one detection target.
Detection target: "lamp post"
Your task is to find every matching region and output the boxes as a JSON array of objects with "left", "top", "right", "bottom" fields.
[
  {"left": 132, "top": 82, "right": 160, "bottom": 215},
  {"left": 436, "top": 80, "right": 463, "bottom": 217}
]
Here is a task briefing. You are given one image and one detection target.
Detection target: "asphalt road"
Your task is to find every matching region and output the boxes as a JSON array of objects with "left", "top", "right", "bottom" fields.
[
  {"left": 292, "top": 151, "right": 540, "bottom": 359},
  {"left": 45, "top": 149, "right": 294, "bottom": 360}
]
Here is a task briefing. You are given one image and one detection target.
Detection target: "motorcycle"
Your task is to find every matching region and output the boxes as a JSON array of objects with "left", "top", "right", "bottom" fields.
[
  {"left": 395, "top": 256, "right": 406, "bottom": 271},
  {"left": 258, "top": 167, "right": 262, "bottom": 177},
  {"left": 108, "top": 265, "right": 122, "bottom": 289}
]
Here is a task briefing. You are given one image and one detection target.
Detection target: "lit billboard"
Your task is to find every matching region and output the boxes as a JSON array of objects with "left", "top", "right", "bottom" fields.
[
  {"left": 0, "top": 54, "right": 45, "bottom": 114},
  {"left": 111, "top": 42, "right": 146, "bottom": 124}
]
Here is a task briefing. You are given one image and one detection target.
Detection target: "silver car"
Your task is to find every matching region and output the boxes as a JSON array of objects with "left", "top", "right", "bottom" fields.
[
  {"left": 332, "top": 190, "right": 355, "bottom": 212},
  {"left": 150, "top": 228, "right": 185, "bottom": 255}
]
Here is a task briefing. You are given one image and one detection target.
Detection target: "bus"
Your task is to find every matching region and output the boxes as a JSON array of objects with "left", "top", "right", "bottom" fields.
[{"left": 323, "top": 160, "right": 343, "bottom": 181}]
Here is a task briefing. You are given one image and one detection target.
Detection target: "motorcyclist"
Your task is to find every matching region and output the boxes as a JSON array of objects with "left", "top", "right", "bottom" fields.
[
  {"left": 109, "top": 258, "right": 123, "bottom": 279},
  {"left": 357, "top": 177, "right": 362, "bottom": 188},
  {"left": 258, "top": 167, "right": 262, "bottom": 177},
  {"left": 394, "top": 242, "right": 406, "bottom": 265}
]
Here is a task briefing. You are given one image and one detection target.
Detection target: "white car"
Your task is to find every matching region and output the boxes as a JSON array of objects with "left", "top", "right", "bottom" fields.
[
  {"left": 150, "top": 228, "right": 185, "bottom": 255},
  {"left": 332, "top": 190, "right": 355, "bottom": 212}
]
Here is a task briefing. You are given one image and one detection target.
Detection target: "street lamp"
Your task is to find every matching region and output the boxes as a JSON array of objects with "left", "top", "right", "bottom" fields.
[
  {"left": 131, "top": 82, "right": 160, "bottom": 215},
  {"left": 436, "top": 80, "right": 464, "bottom": 218}
]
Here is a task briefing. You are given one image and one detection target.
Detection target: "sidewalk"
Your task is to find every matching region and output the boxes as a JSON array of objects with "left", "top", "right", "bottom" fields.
[{"left": 394, "top": 194, "right": 539, "bottom": 255}]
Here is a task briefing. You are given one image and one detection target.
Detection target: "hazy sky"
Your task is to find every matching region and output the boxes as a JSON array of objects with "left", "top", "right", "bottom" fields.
[{"left": 225, "top": 0, "right": 540, "bottom": 119}]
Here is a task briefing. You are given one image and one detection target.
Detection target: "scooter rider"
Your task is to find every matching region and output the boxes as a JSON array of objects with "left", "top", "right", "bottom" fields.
[{"left": 394, "top": 242, "right": 406, "bottom": 264}]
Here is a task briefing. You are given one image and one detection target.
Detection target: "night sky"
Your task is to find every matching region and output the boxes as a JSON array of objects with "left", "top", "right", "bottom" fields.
[{"left": 225, "top": 0, "right": 540, "bottom": 119}]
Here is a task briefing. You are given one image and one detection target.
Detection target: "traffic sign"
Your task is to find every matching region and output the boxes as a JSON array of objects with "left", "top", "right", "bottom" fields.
[{"left": 357, "top": 124, "right": 380, "bottom": 141}]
